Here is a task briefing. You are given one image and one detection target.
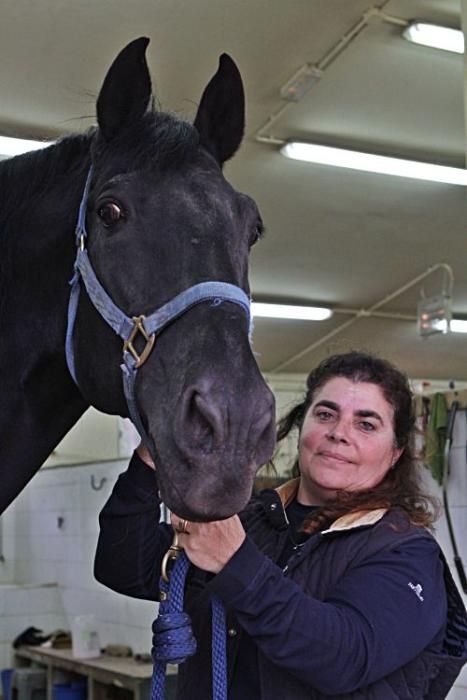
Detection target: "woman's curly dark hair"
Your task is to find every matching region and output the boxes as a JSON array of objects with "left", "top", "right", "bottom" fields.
[{"left": 275, "top": 351, "right": 438, "bottom": 533}]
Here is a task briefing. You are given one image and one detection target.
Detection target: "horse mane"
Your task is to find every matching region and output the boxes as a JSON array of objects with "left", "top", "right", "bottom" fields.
[
  {"left": 0, "top": 107, "right": 200, "bottom": 218},
  {"left": 0, "top": 132, "right": 93, "bottom": 223}
]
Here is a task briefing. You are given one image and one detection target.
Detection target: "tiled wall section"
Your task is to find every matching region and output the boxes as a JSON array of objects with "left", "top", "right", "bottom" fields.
[
  {"left": 0, "top": 459, "right": 156, "bottom": 673},
  {"left": 0, "top": 583, "right": 66, "bottom": 674},
  {"left": 0, "top": 400, "right": 466, "bottom": 695}
]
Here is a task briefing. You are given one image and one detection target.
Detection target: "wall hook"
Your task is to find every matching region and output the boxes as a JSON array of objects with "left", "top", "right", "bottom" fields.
[{"left": 91, "top": 475, "right": 107, "bottom": 491}]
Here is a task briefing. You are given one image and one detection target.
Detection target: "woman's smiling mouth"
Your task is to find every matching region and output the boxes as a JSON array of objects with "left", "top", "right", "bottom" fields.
[{"left": 319, "top": 450, "right": 353, "bottom": 463}]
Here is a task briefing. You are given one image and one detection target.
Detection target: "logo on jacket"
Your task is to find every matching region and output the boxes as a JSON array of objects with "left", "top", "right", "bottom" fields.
[{"left": 408, "top": 582, "right": 424, "bottom": 601}]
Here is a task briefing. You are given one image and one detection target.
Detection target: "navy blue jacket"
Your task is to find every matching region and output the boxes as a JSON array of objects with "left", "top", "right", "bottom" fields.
[{"left": 94, "top": 453, "right": 467, "bottom": 698}]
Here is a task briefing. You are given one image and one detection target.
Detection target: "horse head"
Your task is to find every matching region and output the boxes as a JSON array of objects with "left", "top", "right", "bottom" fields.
[{"left": 70, "top": 38, "right": 276, "bottom": 520}]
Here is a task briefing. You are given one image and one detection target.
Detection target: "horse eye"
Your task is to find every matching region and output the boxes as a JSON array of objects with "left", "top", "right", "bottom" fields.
[{"left": 98, "top": 202, "right": 124, "bottom": 227}]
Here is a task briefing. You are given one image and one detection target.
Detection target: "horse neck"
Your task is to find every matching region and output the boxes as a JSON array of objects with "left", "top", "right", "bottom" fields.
[{"left": 0, "top": 136, "right": 91, "bottom": 513}]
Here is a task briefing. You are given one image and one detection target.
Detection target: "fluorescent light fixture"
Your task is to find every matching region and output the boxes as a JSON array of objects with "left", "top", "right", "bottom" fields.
[
  {"left": 403, "top": 22, "right": 464, "bottom": 54},
  {"left": 450, "top": 319, "right": 467, "bottom": 333},
  {"left": 0, "top": 135, "right": 51, "bottom": 157},
  {"left": 281, "top": 142, "right": 467, "bottom": 186},
  {"left": 252, "top": 302, "right": 332, "bottom": 321}
]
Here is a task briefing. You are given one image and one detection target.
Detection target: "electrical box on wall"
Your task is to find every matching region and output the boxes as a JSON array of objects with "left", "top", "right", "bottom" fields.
[{"left": 417, "top": 294, "right": 452, "bottom": 338}]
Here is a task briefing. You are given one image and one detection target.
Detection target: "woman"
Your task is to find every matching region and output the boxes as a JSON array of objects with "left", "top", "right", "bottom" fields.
[{"left": 94, "top": 352, "right": 467, "bottom": 699}]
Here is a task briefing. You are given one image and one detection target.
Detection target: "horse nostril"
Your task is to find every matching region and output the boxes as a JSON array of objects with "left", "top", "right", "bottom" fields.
[
  {"left": 175, "top": 384, "right": 274, "bottom": 465},
  {"left": 181, "top": 388, "right": 225, "bottom": 451}
]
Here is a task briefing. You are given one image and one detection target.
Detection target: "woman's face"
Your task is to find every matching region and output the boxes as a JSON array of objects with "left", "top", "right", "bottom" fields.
[{"left": 297, "top": 377, "right": 403, "bottom": 505}]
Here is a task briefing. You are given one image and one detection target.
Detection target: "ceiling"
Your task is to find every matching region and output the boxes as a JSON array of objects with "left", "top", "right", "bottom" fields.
[{"left": 2, "top": 0, "right": 466, "bottom": 380}]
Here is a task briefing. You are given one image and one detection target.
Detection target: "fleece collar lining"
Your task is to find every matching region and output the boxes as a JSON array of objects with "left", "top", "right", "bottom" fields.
[{"left": 275, "top": 478, "right": 387, "bottom": 534}]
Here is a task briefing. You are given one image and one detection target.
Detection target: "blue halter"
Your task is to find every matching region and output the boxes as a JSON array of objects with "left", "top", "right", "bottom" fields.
[{"left": 66, "top": 168, "right": 252, "bottom": 450}]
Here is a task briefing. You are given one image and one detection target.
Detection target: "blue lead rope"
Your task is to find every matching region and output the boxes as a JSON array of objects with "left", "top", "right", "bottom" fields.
[
  {"left": 211, "top": 592, "right": 228, "bottom": 699},
  {"left": 151, "top": 552, "right": 227, "bottom": 700}
]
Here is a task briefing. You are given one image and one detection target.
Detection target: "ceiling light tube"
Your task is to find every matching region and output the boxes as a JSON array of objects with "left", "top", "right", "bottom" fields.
[
  {"left": 450, "top": 319, "right": 467, "bottom": 333},
  {"left": 281, "top": 142, "right": 467, "bottom": 186},
  {"left": 252, "top": 302, "right": 332, "bottom": 321},
  {"left": 0, "top": 135, "right": 51, "bottom": 157},
  {"left": 403, "top": 22, "right": 464, "bottom": 54}
]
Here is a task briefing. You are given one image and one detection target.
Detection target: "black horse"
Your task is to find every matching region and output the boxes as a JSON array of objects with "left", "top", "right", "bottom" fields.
[{"left": 0, "top": 38, "right": 275, "bottom": 520}]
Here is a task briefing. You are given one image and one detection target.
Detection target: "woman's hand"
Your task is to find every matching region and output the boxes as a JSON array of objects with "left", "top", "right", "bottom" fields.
[{"left": 170, "top": 513, "right": 246, "bottom": 574}]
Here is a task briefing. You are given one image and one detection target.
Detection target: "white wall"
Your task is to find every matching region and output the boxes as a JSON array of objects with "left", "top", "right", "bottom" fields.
[
  {"left": 0, "top": 460, "right": 156, "bottom": 674},
  {"left": 43, "top": 409, "right": 129, "bottom": 467},
  {"left": 0, "top": 583, "right": 65, "bottom": 674}
]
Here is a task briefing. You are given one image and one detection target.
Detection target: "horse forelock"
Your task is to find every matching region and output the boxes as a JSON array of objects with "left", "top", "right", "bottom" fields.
[{"left": 91, "top": 111, "right": 200, "bottom": 178}]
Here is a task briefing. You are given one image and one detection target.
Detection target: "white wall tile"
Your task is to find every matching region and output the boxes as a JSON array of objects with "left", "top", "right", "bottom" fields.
[
  {"left": 57, "top": 510, "right": 82, "bottom": 537},
  {"left": 451, "top": 411, "right": 467, "bottom": 449},
  {"left": 1, "top": 509, "right": 16, "bottom": 538},
  {"left": 14, "top": 535, "right": 33, "bottom": 563},
  {"left": 63, "top": 588, "right": 98, "bottom": 619},
  {"left": 30, "top": 587, "right": 62, "bottom": 615},
  {"left": 0, "top": 563, "right": 15, "bottom": 586},
  {"left": 78, "top": 476, "right": 116, "bottom": 513},
  {"left": 77, "top": 535, "right": 99, "bottom": 566},
  {"left": 447, "top": 446, "right": 467, "bottom": 507},
  {"left": 13, "top": 560, "right": 32, "bottom": 585},
  {"left": 98, "top": 621, "right": 124, "bottom": 647},
  {"left": 79, "top": 511, "right": 100, "bottom": 537},
  {"left": 434, "top": 507, "right": 467, "bottom": 608},
  {"left": 29, "top": 560, "right": 59, "bottom": 586},
  {"left": 125, "top": 626, "right": 152, "bottom": 655},
  {"left": 1, "top": 532, "right": 16, "bottom": 559},
  {"left": 12, "top": 512, "right": 31, "bottom": 538},
  {"left": 126, "top": 599, "right": 158, "bottom": 630},
  {"left": 95, "top": 591, "right": 123, "bottom": 625},
  {"left": 3, "top": 589, "right": 29, "bottom": 616}
]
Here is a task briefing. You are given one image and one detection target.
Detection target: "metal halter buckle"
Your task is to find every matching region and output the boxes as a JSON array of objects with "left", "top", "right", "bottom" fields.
[{"left": 123, "top": 315, "right": 156, "bottom": 368}]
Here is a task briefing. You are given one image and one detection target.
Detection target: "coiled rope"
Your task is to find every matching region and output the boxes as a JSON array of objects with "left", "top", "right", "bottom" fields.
[{"left": 151, "top": 549, "right": 227, "bottom": 700}]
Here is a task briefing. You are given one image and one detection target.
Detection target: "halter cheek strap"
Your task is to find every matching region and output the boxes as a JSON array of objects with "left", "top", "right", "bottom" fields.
[{"left": 66, "top": 168, "right": 252, "bottom": 450}]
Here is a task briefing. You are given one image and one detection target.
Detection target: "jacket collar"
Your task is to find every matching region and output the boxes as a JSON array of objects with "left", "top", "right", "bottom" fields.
[
  {"left": 275, "top": 478, "right": 388, "bottom": 533},
  {"left": 320, "top": 508, "right": 388, "bottom": 534},
  {"left": 275, "top": 477, "right": 300, "bottom": 508}
]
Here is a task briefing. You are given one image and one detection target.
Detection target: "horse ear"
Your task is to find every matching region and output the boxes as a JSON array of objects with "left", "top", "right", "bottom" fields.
[
  {"left": 194, "top": 54, "right": 245, "bottom": 165},
  {"left": 97, "top": 37, "right": 152, "bottom": 141}
]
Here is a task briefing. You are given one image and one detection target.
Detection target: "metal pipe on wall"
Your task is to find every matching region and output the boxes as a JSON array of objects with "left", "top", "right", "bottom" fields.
[
  {"left": 270, "top": 263, "right": 454, "bottom": 373},
  {"left": 255, "top": 0, "right": 399, "bottom": 145}
]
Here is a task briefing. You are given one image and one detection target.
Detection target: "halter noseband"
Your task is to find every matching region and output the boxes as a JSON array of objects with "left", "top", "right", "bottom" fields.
[{"left": 66, "top": 168, "right": 252, "bottom": 450}]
